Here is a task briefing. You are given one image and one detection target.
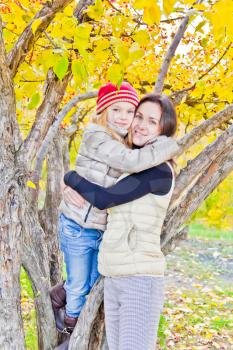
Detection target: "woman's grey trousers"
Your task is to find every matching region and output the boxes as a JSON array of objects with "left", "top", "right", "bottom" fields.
[{"left": 104, "top": 275, "right": 164, "bottom": 350}]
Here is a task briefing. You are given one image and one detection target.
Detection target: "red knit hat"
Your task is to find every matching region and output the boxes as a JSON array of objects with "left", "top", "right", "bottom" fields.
[{"left": 96, "top": 82, "right": 139, "bottom": 114}]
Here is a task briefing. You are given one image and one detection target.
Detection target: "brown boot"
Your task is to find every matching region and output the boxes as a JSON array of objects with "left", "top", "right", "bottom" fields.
[
  {"left": 50, "top": 281, "right": 66, "bottom": 309},
  {"left": 50, "top": 282, "right": 67, "bottom": 332},
  {"left": 64, "top": 312, "right": 78, "bottom": 334}
]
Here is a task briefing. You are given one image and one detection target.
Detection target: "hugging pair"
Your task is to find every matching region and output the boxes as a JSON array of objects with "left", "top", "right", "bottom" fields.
[{"left": 51, "top": 81, "right": 180, "bottom": 350}]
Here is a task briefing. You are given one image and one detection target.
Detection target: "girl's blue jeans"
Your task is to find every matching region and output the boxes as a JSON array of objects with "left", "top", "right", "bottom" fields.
[{"left": 59, "top": 213, "right": 103, "bottom": 318}]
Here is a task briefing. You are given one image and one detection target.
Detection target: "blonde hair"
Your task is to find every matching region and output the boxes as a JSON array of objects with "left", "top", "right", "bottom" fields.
[
  {"left": 126, "top": 129, "right": 133, "bottom": 148},
  {"left": 91, "top": 109, "right": 126, "bottom": 144}
]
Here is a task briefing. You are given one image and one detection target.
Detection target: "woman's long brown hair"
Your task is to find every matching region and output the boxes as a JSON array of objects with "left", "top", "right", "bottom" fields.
[{"left": 127, "top": 93, "right": 178, "bottom": 169}]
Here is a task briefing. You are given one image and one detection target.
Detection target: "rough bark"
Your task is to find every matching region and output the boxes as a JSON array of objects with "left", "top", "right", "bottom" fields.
[
  {"left": 69, "top": 277, "right": 105, "bottom": 350},
  {"left": 19, "top": 68, "right": 71, "bottom": 168},
  {"left": 36, "top": 91, "right": 97, "bottom": 168},
  {"left": 0, "top": 17, "right": 26, "bottom": 349},
  {"left": 74, "top": 0, "right": 96, "bottom": 20},
  {"left": 161, "top": 137, "right": 233, "bottom": 248},
  {"left": 161, "top": 226, "right": 189, "bottom": 256},
  {"left": 172, "top": 122, "right": 233, "bottom": 207},
  {"left": 21, "top": 205, "right": 57, "bottom": 350},
  {"left": 39, "top": 133, "right": 64, "bottom": 286}
]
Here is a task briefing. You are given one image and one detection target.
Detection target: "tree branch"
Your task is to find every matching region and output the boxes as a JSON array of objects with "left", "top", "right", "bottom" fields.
[
  {"left": 21, "top": 204, "right": 57, "bottom": 349},
  {"left": 38, "top": 133, "right": 64, "bottom": 286},
  {"left": 162, "top": 226, "right": 189, "bottom": 256},
  {"left": 179, "top": 104, "right": 233, "bottom": 150},
  {"left": 171, "top": 122, "right": 233, "bottom": 207},
  {"left": 18, "top": 68, "right": 72, "bottom": 168},
  {"left": 161, "top": 131, "right": 233, "bottom": 248},
  {"left": 74, "top": 0, "right": 95, "bottom": 21},
  {"left": 69, "top": 277, "right": 104, "bottom": 350},
  {"left": 0, "top": 17, "right": 14, "bottom": 114},
  {"left": 154, "top": 12, "right": 193, "bottom": 94},
  {"left": 8, "top": 0, "right": 72, "bottom": 78},
  {"left": 0, "top": 17, "right": 21, "bottom": 153},
  {"left": 198, "top": 42, "right": 232, "bottom": 80},
  {"left": 35, "top": 91, "right": 97, "bottom": 169}
]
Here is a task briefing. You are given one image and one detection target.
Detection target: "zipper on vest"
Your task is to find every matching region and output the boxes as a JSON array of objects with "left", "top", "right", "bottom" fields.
[{"left": 84, "top": 204, "right": 92, "bottom": 222}]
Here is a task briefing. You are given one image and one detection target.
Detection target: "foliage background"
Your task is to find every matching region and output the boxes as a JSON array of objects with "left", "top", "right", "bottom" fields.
[{"left": 2, "top": 0, "right": 232, "bottom": 231}]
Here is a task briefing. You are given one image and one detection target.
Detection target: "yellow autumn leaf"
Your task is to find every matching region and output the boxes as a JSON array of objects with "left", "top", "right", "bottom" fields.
[
  {"left": 39, "top": 180, "right": 45, "bottom": 190},
  {"left": 63, "top": 4, "right": 74, "bottom": 17},
  {"left": 85, "top": 0, "right": 103, "bottom": 20},
  {"left": 143, "top": 4, "right": 161, "bottom": 25},
  {"left": 107, "top": 64, "right": 123, "bottom": 84},
  {"left": 27, "top": 181, "right": 36, "bottom": 189},
  {"left": 133, "top": 30, "right": 150, "bottom": 45},
  {"left": 133, "top": 0, "right": 148, "bottom": 9},
  {"left": 31, "top": 18, "right": 42, "bottom": 35},
  {"left": 163, "top": 0, "right": 176, "bottom": 16}
]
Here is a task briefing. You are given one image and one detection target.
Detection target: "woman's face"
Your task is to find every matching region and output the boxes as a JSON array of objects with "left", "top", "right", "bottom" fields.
[
  {"left": 107, "top": 101, "right": 135, "bottom": 130},
  {"left": 131, "top": 101, "right": 162, "bottom": 146}
]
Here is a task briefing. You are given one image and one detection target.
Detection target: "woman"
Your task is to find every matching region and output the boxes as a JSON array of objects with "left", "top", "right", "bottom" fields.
[
  {"left": 64, "top": 93, "right": 178, "bottom": 349},
  {"left": 51, "top": 83, "right": 179, "bottom": 333}
]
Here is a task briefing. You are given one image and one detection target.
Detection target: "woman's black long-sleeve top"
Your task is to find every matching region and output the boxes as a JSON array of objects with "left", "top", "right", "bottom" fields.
[{"left": 64, "top": 163, "right": 173, "bottom": 210}]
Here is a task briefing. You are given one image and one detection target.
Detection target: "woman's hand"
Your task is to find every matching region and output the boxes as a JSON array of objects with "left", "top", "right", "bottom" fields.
[{"left": 61, "top": 180, "right": 86, "bottom": 208}]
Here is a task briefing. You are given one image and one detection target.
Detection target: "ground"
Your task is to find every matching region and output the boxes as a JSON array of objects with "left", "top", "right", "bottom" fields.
[
  {"left": 159, "top": 227, "right": 233, "bottom": 350},
  {"left": 21, "top": 225, "right": 233, "bottom": 350}
]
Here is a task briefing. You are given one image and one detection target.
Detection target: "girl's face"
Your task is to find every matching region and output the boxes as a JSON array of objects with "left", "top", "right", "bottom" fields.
[
  {"left": 131, "top": 101, "right": 162, "bottom": 146},
  {"left": 107, "top": 101, "right": 135, "bottom": 130}
]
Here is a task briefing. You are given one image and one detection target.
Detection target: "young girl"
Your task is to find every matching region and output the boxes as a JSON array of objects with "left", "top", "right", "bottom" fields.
[{"left": 51, "top": 83, "right": 179, "bottom": 333}]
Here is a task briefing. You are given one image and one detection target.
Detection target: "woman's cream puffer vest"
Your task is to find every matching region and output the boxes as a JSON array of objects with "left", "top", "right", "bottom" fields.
[
  {"left": 60, "top": 122, "right": 179, "bottom": 231},
  {"left": 98, "top": 162, "right": 175, "bottom": 276}
]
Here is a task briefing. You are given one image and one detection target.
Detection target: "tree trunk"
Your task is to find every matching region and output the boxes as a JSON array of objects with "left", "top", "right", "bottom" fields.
[
  {"left": 21, "top": 203, "right": 57, "bottom": 349},
  {"left": 0, "top": 175, "right": 26, "bottom": 350},
  {"left": 0, "top": 17, "right": 26, "bottom": 349},
  {"left": 39, "top": 133, "right": 64, "bottom": 286}
]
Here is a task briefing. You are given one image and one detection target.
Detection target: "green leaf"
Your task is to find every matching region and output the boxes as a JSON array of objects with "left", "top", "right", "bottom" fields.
[
  {"left": 201, "top": 37, "right": 207, "bottom": 47},
  {"left": 195, "top": 20, "right": 206, "bottom": 33},
  {"left": 74, "top": 23, "right": 92, "bottom": 52},
  {"left": 75, "top": 23, "right": 93, "bottom": 41},
  {"left": 107, "top": 64, "right": 123, "bottom": 84},
  {"left": 72, "top": 59, "right": 88, "bottom": 85},
  {"left": 116, "top": 43, "right": 129, "bottom": 63},
  {"left": 53, "top": 56, "right": 69, "bottom": 80},
  {"left": 28, "top": 93, "right": 40, "bottom": 110}
]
